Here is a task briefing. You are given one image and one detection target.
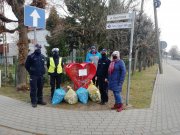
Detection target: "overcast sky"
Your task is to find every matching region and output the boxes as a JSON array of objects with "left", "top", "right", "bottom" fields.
[
  {"left": 4, "top": 0, "right": 180, "bottom": 51},
  {"left": 144, "top": 0, "right": 180, "bottom": 51}
]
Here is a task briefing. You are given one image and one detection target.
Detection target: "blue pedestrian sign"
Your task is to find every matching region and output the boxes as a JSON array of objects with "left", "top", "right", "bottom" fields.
[{"left": 24, "top": 5, "right": 45, "bottom": 29}]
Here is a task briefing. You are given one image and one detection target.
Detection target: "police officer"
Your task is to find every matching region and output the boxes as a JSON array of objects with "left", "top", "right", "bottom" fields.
[
  {"left": 96, "top": 49, "right": 111, "bottom": 105},
  {"left": 47, "top": 48, "right": 63, "bottom": 100},
  {"left": 25, "top": 44, "right": 47, "bottom": 107}
]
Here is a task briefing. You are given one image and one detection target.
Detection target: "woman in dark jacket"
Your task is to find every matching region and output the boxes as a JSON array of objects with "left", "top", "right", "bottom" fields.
[{"left": 108, "top": 51, "right": 126, "bottom": 112}]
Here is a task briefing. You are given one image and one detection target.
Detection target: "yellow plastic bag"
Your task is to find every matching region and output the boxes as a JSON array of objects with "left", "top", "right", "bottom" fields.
[
  {"left": 64, "top": 86, "right": 78, "bottom": 104},
  {"left": 87, "top": 82, "right": 101, "bottom": 102}
]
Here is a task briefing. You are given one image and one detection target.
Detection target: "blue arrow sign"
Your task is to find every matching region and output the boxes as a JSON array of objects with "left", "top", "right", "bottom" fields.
[{"left": 24, "top": 5, "right": 45, "bottom": 29}]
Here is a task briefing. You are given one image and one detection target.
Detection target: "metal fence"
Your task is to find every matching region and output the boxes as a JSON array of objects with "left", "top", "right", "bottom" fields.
[
  {"left": 0, "top": 56, "right": 132, "bottom": 87},
  {"left": 0, "top": 56, "right": 85, "bottom": 87},
  {"left": 0, "top": 56, "right": 17, "bottom": 87}
]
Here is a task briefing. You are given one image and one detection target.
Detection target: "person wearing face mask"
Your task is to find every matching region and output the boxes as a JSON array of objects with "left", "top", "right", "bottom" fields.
[
  {"left": 85, "top": 45, "right": 101, "bottom": 85},
  {"left": 96, "top": 49, "right": 111, "bottom": 105},
  {"left": 108, "top": 51, "right": 126, "bottom": 112},
  {"left": 25, "top": 44, "right": 46, "bottom": 108},
  {"left": 47, "top": 48, "right": 64, "bottom": 100}
]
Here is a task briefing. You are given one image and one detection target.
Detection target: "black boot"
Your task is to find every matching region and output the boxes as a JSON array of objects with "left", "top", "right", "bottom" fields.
[
  {"left": 37, "top": 101, "right": 47, "bottom": 105},
  {"left": 32, "top": 103, "right": 37, "bottom": 108}
]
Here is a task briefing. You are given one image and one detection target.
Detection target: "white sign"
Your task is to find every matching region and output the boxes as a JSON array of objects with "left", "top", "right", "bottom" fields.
[
  {"left": 107, "top": 13, "right": 131, "bottom": 21},
  {"left": 106, "top": 22, "right": 132, "bottom": 29},
  {"left": 79, "top": 69, "right": 87, "bottom": 76}
]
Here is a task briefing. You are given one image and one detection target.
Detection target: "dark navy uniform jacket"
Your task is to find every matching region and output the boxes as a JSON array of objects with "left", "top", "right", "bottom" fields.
[
  {"left": 25, "top": 52, "right": 45, "bottom": 76},
  {"left": 96, "top": 56, "right": 111, "bottom": 79}
]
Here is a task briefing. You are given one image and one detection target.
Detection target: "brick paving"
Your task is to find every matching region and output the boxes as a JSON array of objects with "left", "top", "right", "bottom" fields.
[{"left": 0, "top": 61, "right": 180, "bottom": 135}]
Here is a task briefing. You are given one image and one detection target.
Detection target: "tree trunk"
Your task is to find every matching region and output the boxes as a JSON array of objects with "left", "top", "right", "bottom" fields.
[
  {"left": 132, "top": 48, "right": 138, "bottom": 75},
  {"left": 16, "top": 25, "right": 28, "bottom": 87},
  {"left": 138, "top": 61, "right": 142, "bottom": 72}
]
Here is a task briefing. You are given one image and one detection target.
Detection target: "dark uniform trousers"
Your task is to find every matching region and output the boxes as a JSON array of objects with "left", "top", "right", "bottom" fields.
[
  {"left": 50, "top": 74, "right": 61, "bottom": 98},
  {"left": 30, "top": 75, "right": 44, "bottom": 104},
  {"left": 98, "top": 77, "right": 108, "bottom": 103}
]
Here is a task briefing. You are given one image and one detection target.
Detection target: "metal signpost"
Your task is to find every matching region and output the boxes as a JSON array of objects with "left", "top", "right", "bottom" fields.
[
  {"left": 106, "top": 12, "right": 135, "bottom": 106},
  {"left": 24, "top": 5, "right": 45, "bottom": 45},
  {"left": 153, "top": 0, "right": 163, "bottom": 74}
]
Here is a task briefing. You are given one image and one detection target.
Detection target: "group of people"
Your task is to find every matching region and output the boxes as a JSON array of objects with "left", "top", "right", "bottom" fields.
[
  {"left": 25, "top": 44, "right": 63, "bottom": 107},
  {"left": 25, "top": 44, "right": 126, "bottom": 112},
  {"left": 86, "top": 46, "right": 126, "bottom": 112}
]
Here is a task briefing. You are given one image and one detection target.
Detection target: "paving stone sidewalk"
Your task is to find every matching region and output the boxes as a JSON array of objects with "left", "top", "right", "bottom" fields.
[{"left": 0, "top": 62, "right": 180, "bottom": 135}]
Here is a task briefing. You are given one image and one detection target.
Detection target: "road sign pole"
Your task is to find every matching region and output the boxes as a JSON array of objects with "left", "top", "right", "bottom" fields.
[
  {"left": 34, "top": 27, "right": 37, "bottom": 45},
  {"left": 126, "top": 12, "right": 135, "bottom": 106},
  {"left": 153, "top": 0, "right": 163, "bottom": 74}
]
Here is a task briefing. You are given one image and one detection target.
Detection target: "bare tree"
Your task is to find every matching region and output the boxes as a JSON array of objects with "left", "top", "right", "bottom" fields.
[
  {"left": 0, "top": 0, "right": 46, "bottom": 89},
  {"left": 107, "top": 0, "right": 138, "bottom": 57},
  {"left": 169, "top": 45, "right": 179, "bottom": 60}
]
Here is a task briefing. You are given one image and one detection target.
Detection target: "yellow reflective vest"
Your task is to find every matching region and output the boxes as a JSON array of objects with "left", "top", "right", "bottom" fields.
[{"left": 48, "top": 57, "right": 62, "bottom": 74}]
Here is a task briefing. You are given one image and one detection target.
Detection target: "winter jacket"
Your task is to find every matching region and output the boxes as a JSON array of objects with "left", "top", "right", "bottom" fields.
[
  {"left": 85, "top": 51, "right": 101, "bottom": 68},
  {"left": 25, "top": 52, "right": 45, "bottom": 76},
  {"left": 96, "top": 56, "right": 111, "bottom": 79},
  {"left": 108, "top": 60, "right": 126, "bottom": 92}
]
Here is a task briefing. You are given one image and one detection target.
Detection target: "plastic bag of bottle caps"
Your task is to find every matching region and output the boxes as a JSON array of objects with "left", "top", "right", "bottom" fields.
[
  {"left": 52, "top": 88, "right": 66, "bottom": 105},
  {"left": 76, "top": 87, "right": 89, "bottom": 104},
  {"left": 64, "top": 86, "right": 78, "bottom": 104},
  {"left": 87, "top": 82, "right": 101, "bottom": 102}
]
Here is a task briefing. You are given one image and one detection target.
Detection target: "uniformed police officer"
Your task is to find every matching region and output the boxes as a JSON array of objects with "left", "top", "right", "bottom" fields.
[
  {"left": 96, "top": 49, "right": 111, "bottom": 105},
  {"left": 25, "top": 44, "right": 47, "bottom": 107},
  {"left": 47, "top": 48, "right": 63, "bottom": 100}
]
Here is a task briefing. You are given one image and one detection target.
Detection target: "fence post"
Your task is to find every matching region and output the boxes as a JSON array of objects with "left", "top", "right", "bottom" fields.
[{"left": 14, "top": 56, "right": 17, "bottom": 87}]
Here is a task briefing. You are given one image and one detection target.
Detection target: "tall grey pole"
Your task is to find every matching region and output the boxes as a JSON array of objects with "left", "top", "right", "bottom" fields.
[
  {"left": 34, "top": 28, "right": 37, "bottom": 45},
  {"left": 153, "top": 0, "right": 163, "bottom": 74},
  {"left": 126, "top": 12, "right": 135, "bottom": 106}
]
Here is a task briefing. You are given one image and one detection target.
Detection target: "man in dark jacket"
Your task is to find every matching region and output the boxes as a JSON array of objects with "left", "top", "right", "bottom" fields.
[
  {"left": 96, "top": 49, "right": 111, "bottom": 105},
  {"left": 47, "top": 48, "right": 63, "bottom": 100},
  {"left": 25, "top": 44, "right": 46, "bottom": 107}
]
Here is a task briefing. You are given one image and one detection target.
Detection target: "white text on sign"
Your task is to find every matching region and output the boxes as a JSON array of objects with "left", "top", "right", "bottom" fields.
[{"left": 106, "top": 22, "right": 132, "bottom": 29}]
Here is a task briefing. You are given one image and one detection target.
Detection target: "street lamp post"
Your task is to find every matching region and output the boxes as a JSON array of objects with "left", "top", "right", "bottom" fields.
[{"left": 153, "top": 0, "right": 163, "bottom": 74}]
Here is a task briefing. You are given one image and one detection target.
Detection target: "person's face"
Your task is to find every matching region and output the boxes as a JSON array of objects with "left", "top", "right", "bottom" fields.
[
  {"left": 101, "top": 52, "right": 106, "bottom": 56},
  {"left": 53, "top": 51, "right": 59, "bottom": 55},
  {"left": 91, "top": 49, "right": 96, "bottom": 54},
  {"left": 112, "top": 54, "right": 117, "bottom": 59}
]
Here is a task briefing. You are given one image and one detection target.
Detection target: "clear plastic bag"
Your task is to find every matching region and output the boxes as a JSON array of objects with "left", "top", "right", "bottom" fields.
[
  {"left": 64, "top": 86, "right": 78, "bottom": 104},
  {"left": 87, "top": 82, "right": 101, "bottom": 102}
]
